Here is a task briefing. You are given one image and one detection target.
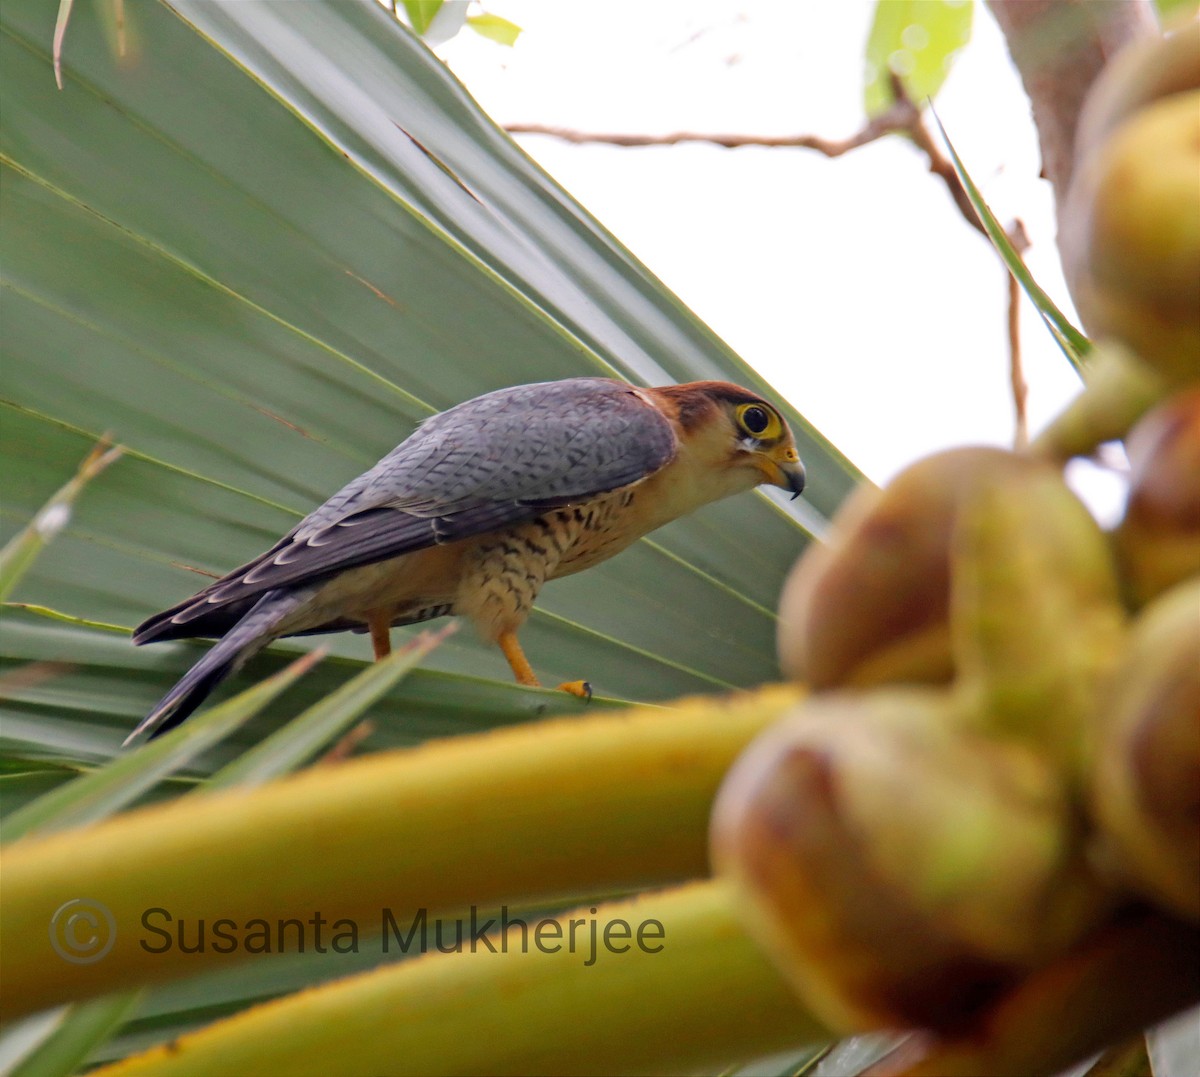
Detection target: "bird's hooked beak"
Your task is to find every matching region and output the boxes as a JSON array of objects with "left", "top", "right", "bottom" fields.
[{"left": 752, "top": 443, "right": 806, "bottom": 500}]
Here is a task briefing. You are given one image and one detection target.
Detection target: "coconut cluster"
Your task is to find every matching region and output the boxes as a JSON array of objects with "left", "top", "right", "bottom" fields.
[{"left": 711, "top": 25, "right": 1199, "bottom": 1036}]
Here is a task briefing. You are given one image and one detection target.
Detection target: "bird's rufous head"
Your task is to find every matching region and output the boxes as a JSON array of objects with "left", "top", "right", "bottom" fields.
[{"left": 648, "top": 381, "right": 806, "bottom": 499}]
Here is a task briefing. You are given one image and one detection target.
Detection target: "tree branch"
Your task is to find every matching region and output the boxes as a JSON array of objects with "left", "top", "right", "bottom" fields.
[
  {"left": 1005, "top": 220, "right": 1033, "bottom": 450},
  {"left": 506, "top": 94, "right": 919, "bottom": 156},
  {"left": 506, "top": 76, "right": 989, "bottom": 239}
]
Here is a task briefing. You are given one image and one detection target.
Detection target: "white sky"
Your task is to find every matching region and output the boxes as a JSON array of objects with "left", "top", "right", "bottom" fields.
[{"left": 430, "top": 1, "right": 1125, "bottom": 517}]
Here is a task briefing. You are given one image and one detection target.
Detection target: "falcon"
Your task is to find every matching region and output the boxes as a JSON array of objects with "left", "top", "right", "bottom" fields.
[{"left": 127, "top": 378, "right": 805, "bottom": 743}]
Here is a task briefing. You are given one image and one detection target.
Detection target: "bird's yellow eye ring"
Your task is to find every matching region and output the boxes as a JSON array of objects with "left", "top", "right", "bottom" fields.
[{"left": 736, "top": 403, "right": 783, "bottom": 440}]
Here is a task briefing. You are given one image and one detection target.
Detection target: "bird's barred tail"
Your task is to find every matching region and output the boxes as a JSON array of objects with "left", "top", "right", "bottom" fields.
[{"left": 124, "top": 589, "right": 309, "bottom": 746}]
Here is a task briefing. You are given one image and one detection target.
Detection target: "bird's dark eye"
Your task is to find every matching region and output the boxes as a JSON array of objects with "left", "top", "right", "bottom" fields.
[
  {"left": 737, "top": 404, "right": 777, "bottom": 438},
  {"left": 742, "top": 407, "right": 768, "bottom": 433}
]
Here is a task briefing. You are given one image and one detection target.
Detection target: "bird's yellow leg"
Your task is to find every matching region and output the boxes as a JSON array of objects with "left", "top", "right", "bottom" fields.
[
  {"left": 367, "top": 611, "right": 392, "bottom": 661},
  {"left": 497, "top": 631, "right": 592, "bottom": 701},
  {"left": 497, "top": 629, "right": 540, "bottom": 686}
]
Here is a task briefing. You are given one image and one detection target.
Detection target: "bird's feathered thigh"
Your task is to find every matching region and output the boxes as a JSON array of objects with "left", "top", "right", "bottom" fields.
[{"left": 133, "top": 378, "right": 679, "bottom": 645}]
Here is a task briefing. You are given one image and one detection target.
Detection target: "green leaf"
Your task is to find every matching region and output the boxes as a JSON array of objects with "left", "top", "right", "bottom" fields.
[
  {"left": 1, "top": 0, "right": 860, "bottom": 773},
  {"left": 5, "top": 994, "right": 143, "bottom": 1077},
  {"left": 0, "top": 440, "right": 122, "bottom": 602},
  {"left": 207, "top": 626, "right": 452, "bottom": 790},
  {"left": 467, "top": 12, "right": 522, "bottom": 47},
  {"left": 0, "top": 603, "right": 128, "bottom": 632},
  {"left": 864, "top": 0, "right": 975, "bottom": 117},
  {"left": 0, "top": 771, "right": 78, "bottom": 818},
  {"left": 1155, "top": 0, "right": 1200, "bottom": 18},
  {"left": 933, "top": 113, "right": 1092, "bottom": 373},
  {"left": 401, "top": 0, "right": 442, "bottom": 36},
  {"left": 1, "top": 650, "right": 322, "bottom": 841}
]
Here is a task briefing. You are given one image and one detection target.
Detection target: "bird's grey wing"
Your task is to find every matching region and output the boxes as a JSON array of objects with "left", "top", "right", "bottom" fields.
[
  {"left": 296, "top": 379, "right": 673, "bottom": 532},
  {"left": 135, "top": 379, "right": 675, "bottom": 640}
]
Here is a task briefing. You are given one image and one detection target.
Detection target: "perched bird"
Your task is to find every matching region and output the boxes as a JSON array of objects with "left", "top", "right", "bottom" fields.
[{"left": 127, "top": 377, "right": 805, "bottom": 743}]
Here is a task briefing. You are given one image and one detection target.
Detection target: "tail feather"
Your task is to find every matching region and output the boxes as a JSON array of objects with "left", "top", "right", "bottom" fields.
[
  {"left": 132, "top": 597, "right": 253, "bottom": 644},
  {"left": 126, "top": 588, "right": 310, "bottom": 745}
]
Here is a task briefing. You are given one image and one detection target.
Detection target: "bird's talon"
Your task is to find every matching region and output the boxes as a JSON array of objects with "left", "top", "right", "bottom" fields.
[{"left": 558, "top": 679, "right": 592, "bottom": 702}]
